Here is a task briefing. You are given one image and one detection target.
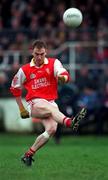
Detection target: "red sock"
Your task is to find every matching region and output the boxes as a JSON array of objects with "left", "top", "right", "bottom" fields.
[
  {"left": 63, "top": 117, "right": 71, "bottom": 127},
  {"left": 25, "top": 148, "right": 35, "bottom": 157}
]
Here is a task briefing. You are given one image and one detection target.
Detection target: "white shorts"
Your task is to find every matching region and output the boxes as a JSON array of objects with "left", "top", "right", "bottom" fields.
[{"left": 27, "top": 98, "right": 58, "bottom": 117}]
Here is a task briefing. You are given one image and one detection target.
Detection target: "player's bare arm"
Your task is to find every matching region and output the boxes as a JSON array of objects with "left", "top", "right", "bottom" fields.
[
  {"left": 10, "top": 68, "right": 29, "bottom": 119},
  {"left": 15, "top": 96, "right": 29, "bottom": 119}
]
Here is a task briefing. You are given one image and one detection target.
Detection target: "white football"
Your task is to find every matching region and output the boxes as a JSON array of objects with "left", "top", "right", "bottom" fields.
[{"left": 63, "top": 8, "right": 83, "bottom": 27}]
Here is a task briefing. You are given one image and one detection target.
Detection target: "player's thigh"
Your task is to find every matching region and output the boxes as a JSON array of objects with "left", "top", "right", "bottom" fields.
[
  {"left": 31, "top": 100, "right": 52, "bottom": 118},
  {"left": 31, "top": 99, "right": 59, "bottom": 118}
]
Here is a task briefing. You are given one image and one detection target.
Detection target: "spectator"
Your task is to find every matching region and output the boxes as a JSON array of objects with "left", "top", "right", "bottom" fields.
[
  {"left": 97, "top": 82, "right": 108, "bottom": 135},
  {"left": 75, "top": 65, "right": 97, "bottom": 91},
  {"left": 97, "top": 67, "right": 108, "bottom": 93},
  {"left": 76, "top": 84, "right": 102, "bottom": 134},
  {"left": 0, "top": 71, "right": 8, "bottom": 97}
]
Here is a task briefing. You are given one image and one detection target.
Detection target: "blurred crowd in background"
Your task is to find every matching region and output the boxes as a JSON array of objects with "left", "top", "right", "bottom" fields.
[
  {"left": 0, "top": 0, "right": 108, "bottom": 50},
  {"left": 0, "top": 0, "right": 108, "bottom": 134}
]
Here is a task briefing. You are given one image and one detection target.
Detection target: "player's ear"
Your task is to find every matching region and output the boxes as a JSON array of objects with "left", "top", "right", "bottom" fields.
[
  {"left": 31, "top": 49, "right": 34, "bottom": 56},
  {"left": 45, "top": 49, "right": 48, "bottom": 56}
]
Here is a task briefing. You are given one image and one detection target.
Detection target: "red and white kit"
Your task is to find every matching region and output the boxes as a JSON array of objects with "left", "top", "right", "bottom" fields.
[
  {"left": 10, "top": 57, "right": 70, "bottom": 117},
  {"left": 10, "top": 41, "right": 86, "bottom": 166}
]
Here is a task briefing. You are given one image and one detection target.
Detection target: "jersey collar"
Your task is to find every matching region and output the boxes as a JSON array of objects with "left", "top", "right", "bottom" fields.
[{"left": 30, "top": 58, "right": 48, "bottom": 67}]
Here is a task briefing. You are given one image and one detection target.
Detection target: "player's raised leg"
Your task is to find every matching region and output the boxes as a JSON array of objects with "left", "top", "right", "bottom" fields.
[
  {"left": 71, "top": 108, "right": 87, "bottom": 130},
  {"left": 31, "top": 99, "right": 87, "bottom": 130}
]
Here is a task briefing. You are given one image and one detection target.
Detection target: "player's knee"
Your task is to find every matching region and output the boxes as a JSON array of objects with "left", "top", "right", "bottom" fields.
[
  {"left": 42, "top": 131, "right": 50, "bottom": 139},
  {"left": 47, "top": 124, "right": 57, "bottom": 136}
]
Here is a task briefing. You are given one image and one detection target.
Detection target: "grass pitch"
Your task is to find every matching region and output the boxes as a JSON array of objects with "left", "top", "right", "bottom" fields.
[{"left": 0, "top": 133, "right": 108, "bottom": 180}]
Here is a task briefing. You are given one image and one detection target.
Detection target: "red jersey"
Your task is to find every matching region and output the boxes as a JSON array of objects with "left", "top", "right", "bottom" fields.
[{"left": 10, "top": 58, "right": 70, "bottom": 101}]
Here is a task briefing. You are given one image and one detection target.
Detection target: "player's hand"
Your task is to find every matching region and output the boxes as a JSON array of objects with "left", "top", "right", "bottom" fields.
[
  {"left": 58, "top": 75, "right": 67, "bottom": 84},
  {"left": 20, "top": 108, "right": 30, "bottom": 119}
]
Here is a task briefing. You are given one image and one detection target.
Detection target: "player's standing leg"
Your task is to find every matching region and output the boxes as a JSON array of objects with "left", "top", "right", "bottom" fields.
[{"left": 21, "top": 117, "right": 57, "bottom": 166}]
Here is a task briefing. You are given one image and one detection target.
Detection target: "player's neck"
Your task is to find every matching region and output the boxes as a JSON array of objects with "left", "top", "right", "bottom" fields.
[{"left": 34, "top": 59, "right": 44, "bottom": 67}]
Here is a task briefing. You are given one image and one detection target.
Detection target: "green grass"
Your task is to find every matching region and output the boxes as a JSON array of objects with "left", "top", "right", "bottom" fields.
[{"left": 0, "top": 133, "right": 108, "bottom": 180}]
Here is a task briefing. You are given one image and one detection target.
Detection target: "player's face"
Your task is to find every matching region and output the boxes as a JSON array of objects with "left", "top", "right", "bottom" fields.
[{"left": 32, "top": 47, "right": 46, "bottom": 66}]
